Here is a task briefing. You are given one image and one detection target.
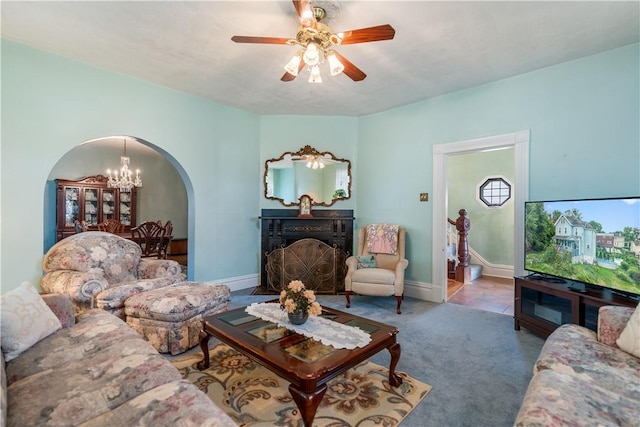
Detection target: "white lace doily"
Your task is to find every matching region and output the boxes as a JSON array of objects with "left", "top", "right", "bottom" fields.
[{"left": 245, "top": 302, "right": 372, "bottom": 349}]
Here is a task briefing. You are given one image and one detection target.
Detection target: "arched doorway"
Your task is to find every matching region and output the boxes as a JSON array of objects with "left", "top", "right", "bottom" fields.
[{"left": 44, "top": 135, "right": 191, "bottom": 271}]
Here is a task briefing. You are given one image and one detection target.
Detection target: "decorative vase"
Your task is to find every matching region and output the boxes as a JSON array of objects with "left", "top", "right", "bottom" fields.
[{"left": 288, "top": 311, "right": 309, "bottom": 325}]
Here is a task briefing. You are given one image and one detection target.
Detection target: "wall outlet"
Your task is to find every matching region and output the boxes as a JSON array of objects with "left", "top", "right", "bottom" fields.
[{"left": 420, "top": 193, "right": 428, "bottom": 202}]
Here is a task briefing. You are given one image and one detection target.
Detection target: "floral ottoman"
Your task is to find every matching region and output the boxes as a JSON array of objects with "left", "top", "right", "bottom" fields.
[{"left": 124, "top": 281, "right": 230, "bottom": 355}]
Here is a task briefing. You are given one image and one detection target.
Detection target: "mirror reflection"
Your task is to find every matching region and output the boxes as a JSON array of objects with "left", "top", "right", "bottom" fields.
[{"left": 264, "top": 145, "right": 351, "bottom": 206}]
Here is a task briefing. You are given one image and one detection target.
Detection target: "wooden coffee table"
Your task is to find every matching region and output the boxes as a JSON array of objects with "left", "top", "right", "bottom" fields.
[{"left": 198, "top": 302, "right": 402, "bottom": 427}]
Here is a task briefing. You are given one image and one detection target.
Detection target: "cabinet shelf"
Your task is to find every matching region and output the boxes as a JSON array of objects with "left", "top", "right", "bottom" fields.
[
  {"left": 514, "top": 275, "right": 637, "bottom": 338},
  {"left": 56, "top": 175, "right": 137, "bottom": 241}
]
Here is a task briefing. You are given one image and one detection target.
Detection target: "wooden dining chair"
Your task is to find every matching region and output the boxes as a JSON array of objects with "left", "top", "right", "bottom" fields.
[
  {"left": 158, "top": 220, "right": 174, "bottom": 259},
  {"left": 97, "top": 219, "right": 125, "bottom": 234},
  {"left": 131, "top": 221, "right": 165, "bottom": 258}
]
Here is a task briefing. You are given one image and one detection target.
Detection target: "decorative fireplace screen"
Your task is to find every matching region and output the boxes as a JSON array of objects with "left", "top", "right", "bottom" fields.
[{"left": 266, "top": 238, "right": 347, "bottom": 294}]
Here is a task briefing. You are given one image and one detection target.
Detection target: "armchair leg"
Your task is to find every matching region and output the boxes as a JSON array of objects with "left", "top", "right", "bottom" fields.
[
  {"left": 345, "top": 290, "right": 351, "bottom": 308},
  {"left": 395, "top": 295, "right": 402, "bottom": 314}
]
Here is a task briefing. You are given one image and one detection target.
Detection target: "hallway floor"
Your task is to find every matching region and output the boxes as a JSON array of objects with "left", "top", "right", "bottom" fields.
[{"left": 447, "top": 276, "right": 514, "bottom": 316}]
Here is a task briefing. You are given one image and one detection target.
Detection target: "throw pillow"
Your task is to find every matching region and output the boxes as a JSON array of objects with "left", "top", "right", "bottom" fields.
[
  {"left": 616, "top": 303, "right": 640, "bottom": 358},
  {"left": 0, "top": 282, "right": 62, "bottom": 362},
  {"left": 357, "top": 255, "right": 377, "bottom": 269}
]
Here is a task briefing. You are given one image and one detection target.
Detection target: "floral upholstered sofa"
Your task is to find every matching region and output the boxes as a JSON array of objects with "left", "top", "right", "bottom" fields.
[
  {"left": 514, "top": 305, "right": 640, "bottom": 426},
  {"left": 41, "top": 231, "right": 186, "bottom": 319},
  {"left": 0, "top": 288, "right": 236, "bottom": 427}
]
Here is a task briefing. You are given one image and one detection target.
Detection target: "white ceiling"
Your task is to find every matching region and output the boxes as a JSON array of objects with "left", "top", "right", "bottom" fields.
[{"left": 2, "top": 1, "right": 639, "bottom": 117}]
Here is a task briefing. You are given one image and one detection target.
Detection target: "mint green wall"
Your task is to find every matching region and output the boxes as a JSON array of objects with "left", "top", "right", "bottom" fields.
[
  {"left": 2, "top": 40, "right": 638, "bottom": 292},
  {"left": 1, "top": 40, "right": 260, "bottom": 291},
  {"left": 357, "top": 43, "right": 639, "bottom": 285},
  {"left": 273, "top": 168, "right": 295, "bottom": 201},
  {"left": 294, "top": 162, "right": 324, "bottom": 201},
  {"left": 448, "top": 148, "right": 515, "bottom": 265}
]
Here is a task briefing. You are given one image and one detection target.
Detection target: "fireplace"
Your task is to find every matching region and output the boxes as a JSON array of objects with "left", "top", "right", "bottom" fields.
[{"left": 260, "top": 209, "right": 354, "bottom": 294}]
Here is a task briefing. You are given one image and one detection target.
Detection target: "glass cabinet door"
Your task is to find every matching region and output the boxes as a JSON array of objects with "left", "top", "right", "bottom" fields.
[
  {"left": 102, "top": 189, "right": 117, "bottom": 221},
  {"left": 84, "top": 188, "right": 99, "bottom": 226},
  {"left": 64, "top": 187, "right": 80, "bottom": 227},
  {"left": 520, "top": 286, "right": 575, "bottom": 327},
  {"left": 119, "top": 191, "right": 132, "bottom": 226}
]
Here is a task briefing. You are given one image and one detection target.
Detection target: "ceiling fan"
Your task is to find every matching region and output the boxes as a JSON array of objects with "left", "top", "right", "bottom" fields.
[{"left": 231, "top": 0, "right": 395, "bottom": 83}]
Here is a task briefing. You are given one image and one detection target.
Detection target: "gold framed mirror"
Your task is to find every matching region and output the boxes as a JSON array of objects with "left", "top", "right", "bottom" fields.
[{"left": 264, "top": 145, "right": 351, "bottom": 207}]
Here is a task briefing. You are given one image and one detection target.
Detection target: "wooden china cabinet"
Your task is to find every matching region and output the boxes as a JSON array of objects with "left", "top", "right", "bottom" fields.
[{"left": 55, "top": 175, "right": 137, "bottom": 241}]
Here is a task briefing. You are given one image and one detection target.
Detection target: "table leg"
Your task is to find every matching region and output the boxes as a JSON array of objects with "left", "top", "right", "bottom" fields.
[
  {"left": 197, "top": 330, "right": 211, "bottom": 370},
  {"left": 289, "top": 383, "right": 327, "bottom": 427},
  {"left": 388, "top": 342, "right": 403, "bottom": 387}
]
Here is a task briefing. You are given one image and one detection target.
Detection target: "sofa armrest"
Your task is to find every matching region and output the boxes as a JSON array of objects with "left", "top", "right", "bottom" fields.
[
  {"left": 40, "top": 293, "right": 75, "bottom": 328},
  {"left": 597, "top": 305, "right": 636, "bottom": 347},
  {"left": 41, "top": 270, "right": 108, "bottom": 307},
  {"left": 138, "top": 259, "right": 185, "bottom": 280}
]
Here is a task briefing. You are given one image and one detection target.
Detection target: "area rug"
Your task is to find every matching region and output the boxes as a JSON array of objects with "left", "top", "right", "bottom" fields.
[{"left": 172, "top": 344, "right": 432, "bottom": 426}]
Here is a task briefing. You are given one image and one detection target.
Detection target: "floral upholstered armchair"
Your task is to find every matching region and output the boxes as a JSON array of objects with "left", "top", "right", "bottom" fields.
[{"left": 41, "top": 231, "right": 186, "bottom": 319}]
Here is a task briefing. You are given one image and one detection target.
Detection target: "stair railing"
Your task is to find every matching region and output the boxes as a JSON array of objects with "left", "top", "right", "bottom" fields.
[
  {"left": 446, "top": 221, "right": 458, "bottom": 277},
  {"left": 447, "top": 208, "right": 472, "bottom": 284}
]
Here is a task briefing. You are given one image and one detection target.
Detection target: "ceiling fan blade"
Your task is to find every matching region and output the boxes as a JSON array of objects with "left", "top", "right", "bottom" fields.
[
  {"left": 292, "top": 0, "right": 316, "bottom": 28},
  {"left": 281, "top": 60, "right": 307, "bottom": 82},
  {"left": 333, "top": 52, "right": 366, "bottom": 82},
  {"left": 338, "top": 24, "right": 396, "bottom": 45},
  {"left": 231, "top": 35, "right": 290, "bottom": 44},
  {"left": 281, "top": 72, "right": 297, "bottom": 82}
]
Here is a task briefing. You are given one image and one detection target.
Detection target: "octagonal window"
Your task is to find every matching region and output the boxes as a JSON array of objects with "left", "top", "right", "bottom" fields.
[{"left": 478, "top": 177, "right": 511, "bottom": 207}]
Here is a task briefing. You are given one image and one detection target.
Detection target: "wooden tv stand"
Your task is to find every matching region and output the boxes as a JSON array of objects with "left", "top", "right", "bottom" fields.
[{"left": 514, "top": 275, "right": 637, "bottom": 338}]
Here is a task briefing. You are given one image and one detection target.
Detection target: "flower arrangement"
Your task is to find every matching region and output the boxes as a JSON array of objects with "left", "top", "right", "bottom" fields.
[{"left": 279, "top": 280, "right": 322, "bottom": 316}]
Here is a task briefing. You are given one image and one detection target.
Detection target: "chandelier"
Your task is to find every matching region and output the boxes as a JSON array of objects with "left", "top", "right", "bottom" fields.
[
  {"left": 106, "top": 139, "right": 142, "bottom": 192},
  {"left": 283, "top": 8, "right": 345, "bottom": 83}
]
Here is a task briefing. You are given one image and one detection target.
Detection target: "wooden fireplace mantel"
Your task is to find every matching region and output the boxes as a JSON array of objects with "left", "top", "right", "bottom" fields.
[{"left": 260, "top": 209, "right": 354, "bottom": 293}]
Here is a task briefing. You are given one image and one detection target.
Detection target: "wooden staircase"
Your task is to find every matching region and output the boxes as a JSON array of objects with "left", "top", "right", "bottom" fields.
[{"left": 447, "top": 209, "right": 482, "bottom": 284}]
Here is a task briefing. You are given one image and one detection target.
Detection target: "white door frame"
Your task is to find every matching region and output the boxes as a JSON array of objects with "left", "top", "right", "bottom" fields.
[{"left": 432, "top": 130, "right": 530, "bottom": 302}]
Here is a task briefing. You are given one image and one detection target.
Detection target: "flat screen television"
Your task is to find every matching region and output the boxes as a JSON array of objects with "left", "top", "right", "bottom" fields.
[{"left": 524, "top": 196, "right": 640, "bottom": 301}]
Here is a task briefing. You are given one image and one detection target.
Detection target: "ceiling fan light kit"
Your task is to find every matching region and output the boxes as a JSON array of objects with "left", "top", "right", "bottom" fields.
[
  {"left": 302, "top": 42, "right": 321, "bottom": 66},
  {"left": 232, "top": 0, "right": 395, "bottom": 83},
  {"left": 284, "top": 54, "right": 302, "bottom": 76},
  {"left": 309, "top": 65, "right": 323, "bottom": 83},
  {"left": 326, "top": 51, "right": 344, "bottom": 76}
]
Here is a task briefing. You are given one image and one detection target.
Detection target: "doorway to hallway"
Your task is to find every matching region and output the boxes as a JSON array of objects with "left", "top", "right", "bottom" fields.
[{"left": 432, "top": 130, "right": 530, "bottom": 304}]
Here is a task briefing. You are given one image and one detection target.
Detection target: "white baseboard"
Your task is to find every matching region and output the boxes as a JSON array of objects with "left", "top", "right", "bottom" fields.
[
  {"left": 469, "top": 248, "right": 514, "bottom": 279},
  {"left": 405, "top": 280, "right": 443, "bottom": 303},
  {"left": 212, "top": 274, "right": 447, "bottom": 304},
  {"left": 481, "top": 264, "right": 514, "bottom": 279},
  {"left": 213, "top": 273, "right": 259, "bottom": 292}
]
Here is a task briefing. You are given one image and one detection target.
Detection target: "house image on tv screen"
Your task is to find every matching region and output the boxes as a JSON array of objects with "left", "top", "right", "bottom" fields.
[
  {"left": 553, "top": 214, "right": 597, "bottom": 264},
  {"left": 554, "top": 215, "right": 633, "bottom": 270}
]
